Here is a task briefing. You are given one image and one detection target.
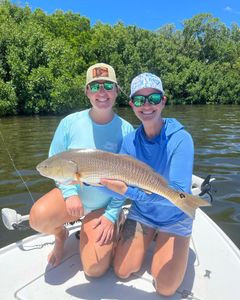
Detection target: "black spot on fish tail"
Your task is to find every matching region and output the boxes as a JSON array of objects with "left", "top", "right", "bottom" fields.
[{"left": 179, "top": 193, "right": 186, "bottom": 199}]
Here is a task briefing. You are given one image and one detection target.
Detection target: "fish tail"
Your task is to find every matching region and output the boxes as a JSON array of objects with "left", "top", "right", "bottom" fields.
[
  {"left": 175, "top": 192, "right": 211, "bottom": 219},
  {"left": 158, "top": 187, "right": 211, "bottom": 219}
]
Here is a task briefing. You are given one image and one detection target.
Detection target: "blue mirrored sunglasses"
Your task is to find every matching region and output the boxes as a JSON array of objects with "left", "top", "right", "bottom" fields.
[
  {"left": 131, "top": 93, "right": 163, "bottom": 107},
  {"left": 89, "top": 82, "right": 115, "bottom": 93}
]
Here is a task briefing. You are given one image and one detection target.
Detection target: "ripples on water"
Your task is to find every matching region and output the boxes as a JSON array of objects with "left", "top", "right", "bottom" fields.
[{"left": 0, "top": 105, "right": 239, "bottom": 248}]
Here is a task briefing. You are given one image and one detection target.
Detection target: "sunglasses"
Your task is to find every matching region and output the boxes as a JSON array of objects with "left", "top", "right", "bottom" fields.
[
  {"left": 89, "top": 82, "right": 115, "bottom": 93},
  {"left": 131, "top": 93, "right": 163, "bottom": 107}
]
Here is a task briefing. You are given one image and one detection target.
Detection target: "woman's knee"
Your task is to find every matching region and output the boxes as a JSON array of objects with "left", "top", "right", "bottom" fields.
[
  {"left": 83, "top": 262, "right": 109, "bottom": 278},
  {"left": 154, "top": 281, "right": 178, "bottom": 297},
  {"left": 113, "top": 264, "right": 131, "bottom": 279},
  {"left": 113, "top": 256, "right": 141, "bottom": 279},
  {"left": 152, "top": 272, "right": 181, "bottom": 297},
  {"left": 29, "top": 200, "right": 50, "bottom": 231},
  {"left": 81, "top": 246, "right": 112, "bottom": 278},
  {"left": 80, "top": 227, "right": 113, "bottom": 278},
  {"left": 29, "top": 189, "right": 64, "bottom": 231}
]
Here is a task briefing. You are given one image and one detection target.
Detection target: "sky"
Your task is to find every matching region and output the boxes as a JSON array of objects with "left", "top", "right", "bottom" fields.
[{"left": 12, "top": 0, "right": 240, "bottom": 31}]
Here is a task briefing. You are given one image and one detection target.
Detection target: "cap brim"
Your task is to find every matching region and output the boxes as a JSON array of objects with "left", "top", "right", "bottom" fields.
[
  {"left": 86, "top": 77, "right": 118, "bottom": 86},
  {"left": 130, "top": 87, "right": 164, "bottom": 97}
]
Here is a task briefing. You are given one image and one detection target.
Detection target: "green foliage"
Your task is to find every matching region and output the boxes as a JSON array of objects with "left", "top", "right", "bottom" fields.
[
  {"left": 25, "top": 67, "right": 54, "bottom": 114},
  {"left": 50, "top": 75, "right": 88, "bottom": 114},
  {"left": 0, "top": 79, "right": 17, "bottom": 116},
  {"left": 0, "top": 1, "right": 240, "bottom": 116}
]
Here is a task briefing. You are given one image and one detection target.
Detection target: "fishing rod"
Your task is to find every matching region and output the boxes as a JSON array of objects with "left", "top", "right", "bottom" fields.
[
  {"left": 0, "top": 127, "right": 35, "bottom": 204},
  {"left": 0, "top": 125, "right": 36, "bottom": 230}
]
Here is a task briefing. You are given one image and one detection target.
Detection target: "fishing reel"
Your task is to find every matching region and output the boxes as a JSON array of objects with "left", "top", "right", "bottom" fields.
[
  {"left": 1, "top": 208, "right": 29, "bottom": 230},
  {"left": 199, "top": 175, "right": 216, "bottom": 203}
]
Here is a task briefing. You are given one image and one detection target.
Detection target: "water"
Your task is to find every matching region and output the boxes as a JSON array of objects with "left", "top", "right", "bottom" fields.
[{"left": 0, "top": 105, "right": 240, "bottom": 249}]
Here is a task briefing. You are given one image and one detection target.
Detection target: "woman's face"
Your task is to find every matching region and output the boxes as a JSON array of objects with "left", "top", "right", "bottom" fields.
[
  {"left": 129, "top": 88, "right": 166, "bottom": 124},
  {"left": 86, "top": 81, "right": 118, "bottom": 112}
]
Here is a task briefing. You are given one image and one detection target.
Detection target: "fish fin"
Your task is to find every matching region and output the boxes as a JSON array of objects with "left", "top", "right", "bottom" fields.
[
  {"left": 142, "top": 189, "right": 152, "bottom": 194},
  {"left": 81, "top": 176, "right": 103, "bottom": 187},
  {"left": 75, "top": 172, "right": 82, "bottom": 182},
  {"left": 69, "top": 172, "right": 83, "bottom": 185},
  {"left": 81, "top": 182, "right": 102, "bottom": 187},
  {"left": 81, "top": 182, "right": 103, "bottom": 187},
  {"left": 87, "top": 183, "right": 103, "bottom": 187},
  {"left": 57, "top": 179, "right": 74, "bottom": 185}
]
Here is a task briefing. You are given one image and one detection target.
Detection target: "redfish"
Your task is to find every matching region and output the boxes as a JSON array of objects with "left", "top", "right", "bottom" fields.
[{"left": 36, "top": 149, "right": 210, "bottom": 218}]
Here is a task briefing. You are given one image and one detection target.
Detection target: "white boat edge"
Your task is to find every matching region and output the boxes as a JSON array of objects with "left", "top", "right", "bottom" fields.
[{"left": 1, "top": 175, "right": 240, "bottom": 300}]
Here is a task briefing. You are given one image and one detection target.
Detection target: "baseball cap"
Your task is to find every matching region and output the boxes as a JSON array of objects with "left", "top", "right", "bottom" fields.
[
  {"left": 86, "top": 63, "right": 117, "bottom": 86},
  {"left": 130, "top": 73, "right": 164, "bottom": 97}
]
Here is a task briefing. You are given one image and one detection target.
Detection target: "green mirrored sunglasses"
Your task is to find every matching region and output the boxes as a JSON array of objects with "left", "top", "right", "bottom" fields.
[
  {"left": 131, "top": 93, "right": 163, "bottom": 107},
  {"left": 89, "top": 82, "right": 115, "bottom": 93}
]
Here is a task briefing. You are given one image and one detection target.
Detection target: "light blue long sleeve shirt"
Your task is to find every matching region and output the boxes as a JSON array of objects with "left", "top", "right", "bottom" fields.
[{"left": 49, "top": 109, "right": 134, "bottom": 222}]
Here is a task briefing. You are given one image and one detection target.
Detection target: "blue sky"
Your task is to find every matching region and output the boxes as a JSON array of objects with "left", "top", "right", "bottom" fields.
[{"left": 13, "top": 0, "right": 240, "bottom": 30}]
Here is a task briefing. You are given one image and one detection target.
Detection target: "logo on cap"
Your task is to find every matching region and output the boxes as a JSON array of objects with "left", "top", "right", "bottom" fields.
[{"left": 92, "top": 67, "right": 109, "bottom": 79}]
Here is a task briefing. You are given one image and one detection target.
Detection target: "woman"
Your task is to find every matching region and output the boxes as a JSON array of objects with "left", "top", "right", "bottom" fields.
[
  {"left": 101, "top": 72, "right": 194, "bottom": 296},
  {"left": 29, "top": 63, "right": 133, "bottom": 277}
]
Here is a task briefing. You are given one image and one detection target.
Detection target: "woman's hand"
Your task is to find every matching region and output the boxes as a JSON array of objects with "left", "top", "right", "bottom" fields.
[
  {"left": 93, "top": 215, "right": 114, "bottom": 245},
  {"left": 100, "top": 178, "right": 128, "bottom": 195},
  {"left": 65, "top": 195, "right": 84, "bottom": 218}
]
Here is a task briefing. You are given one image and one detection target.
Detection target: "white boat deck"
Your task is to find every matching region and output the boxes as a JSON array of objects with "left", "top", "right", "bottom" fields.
[{"left": 1, "top": 209, "right": 240, "bottom": 300}]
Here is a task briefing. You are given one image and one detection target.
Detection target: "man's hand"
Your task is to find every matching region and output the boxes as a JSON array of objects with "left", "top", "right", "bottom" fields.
[
  {"left": 100, "top": 179, "right": 128, "bottom": 195},
  {"left": 65, "top": 195, "right": 84, "bottom": 218},
  {"left": 93, "top": 215, "right": 115, "bottom": 246}
]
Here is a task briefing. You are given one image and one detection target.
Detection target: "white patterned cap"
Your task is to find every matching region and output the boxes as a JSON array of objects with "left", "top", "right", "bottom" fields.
[{"left": 130, "top": 73, "right": 164, "bottom": 97}]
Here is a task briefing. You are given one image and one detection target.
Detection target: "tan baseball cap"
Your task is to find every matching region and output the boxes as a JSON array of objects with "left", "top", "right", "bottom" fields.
[{"left": 86, "top": 63, "right": 117, "bottom": 86}]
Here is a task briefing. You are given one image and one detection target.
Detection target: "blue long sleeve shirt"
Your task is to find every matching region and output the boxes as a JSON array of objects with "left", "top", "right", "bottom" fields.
[{"left": 120, "top": 118, "right": 194, "bottom": 225}]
